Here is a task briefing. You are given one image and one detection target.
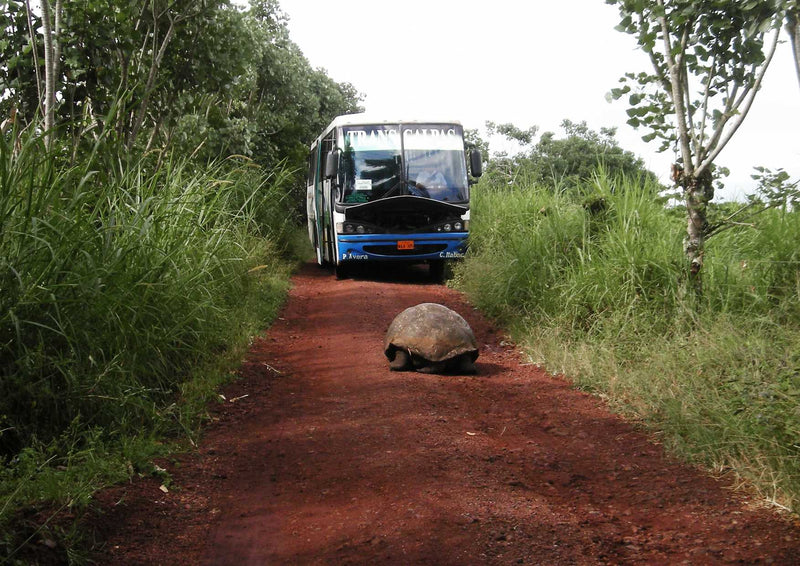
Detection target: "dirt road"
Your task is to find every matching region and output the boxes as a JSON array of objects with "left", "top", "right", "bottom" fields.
[{"left": 92, "top": 262, "right": 800, "bottom": 564}]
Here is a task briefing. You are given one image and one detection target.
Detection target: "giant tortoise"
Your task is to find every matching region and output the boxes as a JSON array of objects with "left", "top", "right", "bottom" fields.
[{"left": 384, "top": 303, "right": 479, "bottom": 374}]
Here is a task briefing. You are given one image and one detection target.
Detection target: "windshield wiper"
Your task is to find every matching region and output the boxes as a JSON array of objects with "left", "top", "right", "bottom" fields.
[{"left": 382, "top": 178, "right": 413, "bottom": 199}]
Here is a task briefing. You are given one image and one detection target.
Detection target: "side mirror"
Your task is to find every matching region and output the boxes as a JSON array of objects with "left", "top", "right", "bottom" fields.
[
  {"left": 469, "top": 149, "right": 482, "bottom": 178},
  {"left": 324, "top": 150, "right": 338, "bottom": 179}
]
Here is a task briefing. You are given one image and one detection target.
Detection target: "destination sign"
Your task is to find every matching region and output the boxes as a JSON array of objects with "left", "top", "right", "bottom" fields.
[{"left": 343, "top": 124, "right": 464, "bottom": 151}]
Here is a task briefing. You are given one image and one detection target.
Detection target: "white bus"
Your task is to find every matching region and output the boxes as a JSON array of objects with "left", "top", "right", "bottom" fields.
[{"left": 306, "top": 114, "right": 482, "bottom": 279}]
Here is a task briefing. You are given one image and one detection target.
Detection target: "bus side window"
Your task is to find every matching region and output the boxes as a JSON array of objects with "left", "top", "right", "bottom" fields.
[
  {"left": 321, "top": 135, "right": 335, "bottom": 181},
  {"left": 308, "top": 146, "right": 318, "bottom": 185}
]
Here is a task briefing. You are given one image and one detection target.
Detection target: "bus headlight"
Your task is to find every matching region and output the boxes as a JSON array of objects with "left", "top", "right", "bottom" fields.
[
  {"left": 337, "top": 222, "right": 378, "bottom": 234},
  {"left": 434, "top": 220, "right": 467, "bottom": 233},
  {"left": 337, "top": 222, "right": 362, "bottom": 234}
]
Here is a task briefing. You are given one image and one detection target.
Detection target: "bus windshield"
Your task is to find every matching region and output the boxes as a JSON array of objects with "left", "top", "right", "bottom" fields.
[{"left": 338, "top": 124, "right": 469, "bottom": 204}]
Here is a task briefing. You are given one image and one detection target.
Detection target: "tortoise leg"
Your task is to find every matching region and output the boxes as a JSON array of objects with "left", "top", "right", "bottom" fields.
[
  {"left": 389, "top": 349, "right": 412, "bottom": 371},
  {"left": 416, "top": 362, "right": 446, "bottom": 374},
  {"left": 454, "top": 354, "right": 477, "bottom": 375}
]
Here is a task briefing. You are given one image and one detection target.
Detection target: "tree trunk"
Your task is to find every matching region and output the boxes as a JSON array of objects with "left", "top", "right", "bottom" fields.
[
  {"left": 40, "top": 0, "right": 55, "bottom": 147},
  {"left": 39, "top": 0, "right": 62, "bottom": 148},
  {"left": 682, "top": 168, "right": 714, "bottom": 295},
  {"left": 788, "top": 10, "right": 800, "bottom": 90},
  {"left": 657, "top": 5, "right": 709, "bottom": 293}
]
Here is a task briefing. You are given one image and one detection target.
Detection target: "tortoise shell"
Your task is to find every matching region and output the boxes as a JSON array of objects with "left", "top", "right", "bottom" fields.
[{"left": 384, "top": 303, "right": 479, "bottom": 366}]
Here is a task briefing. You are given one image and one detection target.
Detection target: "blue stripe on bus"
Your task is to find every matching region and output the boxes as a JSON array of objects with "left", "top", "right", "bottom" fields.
[{"left": 336, "top": 233, "right": 468, "bottom": 261}]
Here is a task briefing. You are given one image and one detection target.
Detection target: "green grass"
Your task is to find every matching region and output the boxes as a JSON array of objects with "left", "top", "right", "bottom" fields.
[
  {"left": 0, "top": 126, "right": 303, "bottom": 561},
  {"left": 457, "top": 170, "right": 800, "bottom": 512}
]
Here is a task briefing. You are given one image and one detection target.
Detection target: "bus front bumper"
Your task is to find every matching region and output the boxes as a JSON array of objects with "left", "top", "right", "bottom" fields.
[{"left": 336, "top": 233, "right": 468, "bottom": 262}]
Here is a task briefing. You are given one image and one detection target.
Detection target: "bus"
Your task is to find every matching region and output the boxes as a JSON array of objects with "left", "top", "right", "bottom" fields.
[{"left": 306, "top": 114, "right": 482, "bottom": 280}]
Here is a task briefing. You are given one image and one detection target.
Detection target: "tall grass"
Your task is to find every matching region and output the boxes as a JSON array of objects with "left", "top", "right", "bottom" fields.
[
  {"left": 457, "top": 170, "right": 800, "bottom": 511},
  {"left": 0, "top": 126, "right": 300, "bottom": 558}
]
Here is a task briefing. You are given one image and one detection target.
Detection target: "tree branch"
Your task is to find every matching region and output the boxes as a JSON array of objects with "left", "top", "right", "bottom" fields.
[
  {"left": 657, "top": 0, "right": 693, "bottom": 175},
  {"left": 698, "top": 25, "right": 780, "bottom": 175},
  {"left": 679, "top": 26, "right": 703, "bottom": 170},
  {"left": 126, "top": 5, "right": 177, "bottom": 150},
  {"left": 706, "top": 191, "right": 797, "bottom": 238},
  {"left": 40, "top": 0, "right": 56, "bottom": 147},
  {"left": 23, "top": 0, "right": 43, "bottom": 116},
  {"left": 697, "top": 51, "right": 718, "bottom": 165},
  {"left": 53, "top": 0, "right": 62, "bottom": 92},
  {"left": 788, "top": 8, "right": 800, "bottom": 90}
]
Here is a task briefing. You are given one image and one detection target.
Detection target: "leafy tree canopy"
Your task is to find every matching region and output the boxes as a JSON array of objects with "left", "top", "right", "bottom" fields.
[
  {"left": 484, "top": 119, "right": 660, "bottom": 190},
  {"left": 0, "top": 0, "right": 363, "bottom": 177}
]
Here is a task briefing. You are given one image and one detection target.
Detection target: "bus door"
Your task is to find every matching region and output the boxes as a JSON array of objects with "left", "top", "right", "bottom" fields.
[{"left": 320, "top": 133, "right": 336, "bottom": 264}]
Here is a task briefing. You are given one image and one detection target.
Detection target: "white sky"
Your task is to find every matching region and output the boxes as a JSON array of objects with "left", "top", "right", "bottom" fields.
[{"left": 277, "top": 0, "right": 799, "bottom": 200}]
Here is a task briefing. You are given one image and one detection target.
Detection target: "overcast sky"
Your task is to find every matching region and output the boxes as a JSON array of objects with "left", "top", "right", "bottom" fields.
[{"left": 276, "top": 1, "right": 799, "bottom": 200}]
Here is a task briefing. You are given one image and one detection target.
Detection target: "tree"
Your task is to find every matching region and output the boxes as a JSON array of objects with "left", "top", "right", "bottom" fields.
[
  {"left": 607, "top": 0, "right": 782, "bottom": 288},
  {"left": 0, "top": 0, "right": 361, "bottom": 185},
  {"left": 238, "top": 0, "right": 362, "bottom": 170},
  {"left": 531, "top": 120, "right": 659, "bottom": 188},
  {"left": 484, "top": 119, "right": 659, "bottom": 190}
]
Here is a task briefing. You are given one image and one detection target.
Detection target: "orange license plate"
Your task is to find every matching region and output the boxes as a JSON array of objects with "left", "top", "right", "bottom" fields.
[{"left": 397, "top": 240, "right": 415, "bottom": 250}]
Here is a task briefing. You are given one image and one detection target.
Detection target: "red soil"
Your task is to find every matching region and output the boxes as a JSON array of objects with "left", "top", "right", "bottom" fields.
[{"left": 90, "top": 262, "right": 800, "bottom": 564}]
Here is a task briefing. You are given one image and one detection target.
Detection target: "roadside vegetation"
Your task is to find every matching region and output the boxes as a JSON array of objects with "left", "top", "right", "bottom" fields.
[
  {"left": 456, "top": 171, "right": 800, "bottom": 511},
  {"left": 456, "top": 1, "right": 800, "bottom": 513},
  {"left": 0, "top": 129, "right": 300, "bottom": 562},
  {"left": 1, "top": 0, "right": 359, "bottom": 561}
]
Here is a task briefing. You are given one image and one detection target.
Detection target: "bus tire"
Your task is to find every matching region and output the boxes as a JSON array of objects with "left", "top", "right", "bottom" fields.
[{"left": 335, "top": 263, "right": 349, "bottom": 280}]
